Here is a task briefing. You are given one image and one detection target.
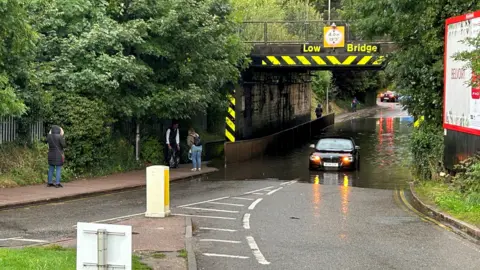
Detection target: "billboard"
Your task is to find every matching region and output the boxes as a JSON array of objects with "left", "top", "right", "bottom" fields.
[{"left": 444, "top": 11, "right": 480, "bottom": 135}]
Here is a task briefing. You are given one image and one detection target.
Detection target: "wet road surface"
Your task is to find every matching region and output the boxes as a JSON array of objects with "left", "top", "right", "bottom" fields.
[{"left": 1, "top": 102, "right": 479, "bottom": 269}]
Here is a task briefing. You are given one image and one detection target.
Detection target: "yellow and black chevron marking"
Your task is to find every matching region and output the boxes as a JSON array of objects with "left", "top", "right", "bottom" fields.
[
  {"left": 258, "top": 55, "right": 386, "bottom": 67},
  {"left": 225, "top": 89, "right": 236, "bottom": 143}
]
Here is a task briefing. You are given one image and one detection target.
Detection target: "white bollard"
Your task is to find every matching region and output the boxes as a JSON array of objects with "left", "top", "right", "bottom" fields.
[{"left": 145, "top": 165, "right": 171, "bottom": 218}]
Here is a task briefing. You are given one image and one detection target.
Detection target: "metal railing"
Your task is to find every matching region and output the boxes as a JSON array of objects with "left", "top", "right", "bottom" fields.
[
  {"left": 239, "top": 20, "right": 391, "bottom": 44},
  {"left": 0, "top": 116, "right": 44, "bottom": 144}
]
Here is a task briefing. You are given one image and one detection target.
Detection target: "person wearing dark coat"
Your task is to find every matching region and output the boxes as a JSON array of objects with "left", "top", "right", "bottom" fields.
[{"left": 47, "top": 125, "right": 66, "bottom": 188}]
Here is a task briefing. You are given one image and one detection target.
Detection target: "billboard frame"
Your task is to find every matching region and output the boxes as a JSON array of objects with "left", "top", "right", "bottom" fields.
[{"left": 443, "top": 10, "right": 480, "bottom": 136}]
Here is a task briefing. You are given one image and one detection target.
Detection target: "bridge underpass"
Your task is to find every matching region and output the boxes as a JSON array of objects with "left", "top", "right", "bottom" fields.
[{"left": 225, "top": 21, "right": 394, "bottom": 142}]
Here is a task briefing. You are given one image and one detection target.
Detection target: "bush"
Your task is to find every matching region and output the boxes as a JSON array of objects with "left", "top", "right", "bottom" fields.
[
  {"left": 0, "top": 142, "right": 48, "bottom": 187},
  {"left": 91, "top": 137, "right": 142, "bottom": 176},
  {"left": 451, "top": 154, "right": 480, "bottom": 194},
  {"left": 409, "top": 121, "right": 444, "bottom": 180},
  {"left": 140, "top": 137, "right": 164, "bottom": 165}
]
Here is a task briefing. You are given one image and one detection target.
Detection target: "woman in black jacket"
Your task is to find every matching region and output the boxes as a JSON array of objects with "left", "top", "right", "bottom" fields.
[{"left": 47, "top": 125, "right": 66, "bottom": 188}]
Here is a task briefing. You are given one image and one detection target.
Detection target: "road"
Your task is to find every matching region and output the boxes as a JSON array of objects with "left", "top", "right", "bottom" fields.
[{"left": 1, "top": 101, "right": 479, "bottom": 269}]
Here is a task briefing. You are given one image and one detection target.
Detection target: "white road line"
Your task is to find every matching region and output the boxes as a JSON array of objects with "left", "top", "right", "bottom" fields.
[
  {"left": 182, "top": 207, "right": 239, "bottom": 213},
  {"left": 243, "top": 186, "right": 274, "bottom": 195},
  {"left": 73, "top": 212, "right": 144, "bottom": 227},
  {"left": 282, "top": 179, "right": 299, "bottom": 185},
  {"left": 243, "top": 213, "right": 251, "bottom": 229},
  {"left": 207, "top": 202, "right": 244, "bottom": 207},
  {"left": 248, "top": 198, "right": 263, "bottom": 210},
  {"left": 176, "top": 196, "right": 230, "bottom": 208},
  {"left": 252, "top": 193, "right": 265, "bottom": 195},
  {"left": 203, "top": 253, "right": 249, "bottom": 259},
  {"left": 199, "top": 239, "right": 242, "bottom": 244},
  {"left": 267, "top": 187, "right": 283, "bottom": 195},
  {"left": 199, "top": 227, "right": 238, "bottom": 232},
  {"left": 0, "top": 238, "right": 49, "bottom": 243},
  {"left": 173, "top": 214, "right": 236, "bottom": 220},
  {"left": 246, "top": 236, "right": 270, "bottom": 265},
  {"left": 231, "top": 197, "right": 255, "bottom": 201}
]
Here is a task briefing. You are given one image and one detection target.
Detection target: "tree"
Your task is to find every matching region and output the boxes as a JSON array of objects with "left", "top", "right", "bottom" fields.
[
  {"left": 342, "top": 0, "right": 480, "bottom": 179},
  {"left": 0, "top": 1, "right": 37, "bottom": 117}
]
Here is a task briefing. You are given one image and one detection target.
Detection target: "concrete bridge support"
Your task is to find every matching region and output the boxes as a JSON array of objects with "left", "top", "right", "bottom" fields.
[{"left": 235, "top": 69, "right": 312, "bottom": 140}]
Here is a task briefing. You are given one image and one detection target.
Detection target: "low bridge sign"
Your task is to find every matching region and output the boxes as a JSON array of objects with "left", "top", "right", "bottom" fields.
[{"left": 250, "top": 42, "right": 387, "bottom": 69}]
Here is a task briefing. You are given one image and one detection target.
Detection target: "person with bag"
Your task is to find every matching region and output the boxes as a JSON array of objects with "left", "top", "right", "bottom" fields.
[
  {"left": 47, "top": 125, "right": 66, "bottom": 188},
  {"left": 165, "top": 121, "right": 180, "bottom": 168},
  {"left": 187, "top": 128, "right": 202, "bottom": 171}
]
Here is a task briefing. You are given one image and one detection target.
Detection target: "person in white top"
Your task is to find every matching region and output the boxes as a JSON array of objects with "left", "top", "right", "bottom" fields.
[{"left": 165, "top": 122, "right": 180, "bottom": 167}]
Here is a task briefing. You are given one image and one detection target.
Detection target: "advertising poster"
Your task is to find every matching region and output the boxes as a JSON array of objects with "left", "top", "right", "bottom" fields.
[{"left": 444, "top": 11, "right": 480, "bottom": 135}]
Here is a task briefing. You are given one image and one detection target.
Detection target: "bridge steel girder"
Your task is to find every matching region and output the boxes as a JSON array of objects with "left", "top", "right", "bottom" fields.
[
  {"left": 248, "top": 44, "right": 390, "bottom": 70},
  {"left": 250, "top": 54, "right": 387, "bottom": 70}
]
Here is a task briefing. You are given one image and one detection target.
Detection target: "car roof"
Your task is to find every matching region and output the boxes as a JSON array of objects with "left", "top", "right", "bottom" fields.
[{"left": 317, "top": 135, "right": 354, "bottom": 142}]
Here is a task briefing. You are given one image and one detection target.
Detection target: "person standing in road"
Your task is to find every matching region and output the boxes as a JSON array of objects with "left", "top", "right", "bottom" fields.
[
  {"left": 47, "top": 125, "right": 66, "bottom": 188},
  {"left": 165, "top": 121, "right": 180, "bottom": 168},
  {"left": 187, "top": 128, "right": 202, "bottom": 171},
  {"left": 315, "top": 104, "right": 323, "bottom": 118}
]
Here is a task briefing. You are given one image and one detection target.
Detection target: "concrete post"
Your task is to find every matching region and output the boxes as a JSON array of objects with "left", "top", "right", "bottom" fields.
[{"left": 145, "top": 165, "right": 171, "bottom": 218}]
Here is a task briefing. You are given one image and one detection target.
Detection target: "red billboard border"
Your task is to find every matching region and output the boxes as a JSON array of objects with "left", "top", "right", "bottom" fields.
[{"left": 443, "top": 10, "right": 480, "bottom": 136}]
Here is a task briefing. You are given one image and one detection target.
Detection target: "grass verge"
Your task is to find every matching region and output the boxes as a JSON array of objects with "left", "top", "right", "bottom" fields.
[
  {"left": 177, "top": 249, "right": 188, "bottom": 259},
  {"left": 414, "top": 181, "right": 480, "bottom": 227},
  {"left": 0, "top": 245, "right": 151, "bottom": 270}
]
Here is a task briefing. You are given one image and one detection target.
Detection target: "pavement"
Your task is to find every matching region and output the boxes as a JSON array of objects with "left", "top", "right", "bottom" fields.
[
  {"left": 0, "top": 163, "right": 217, "bottom": 210},
  {"left": 58, "top": 216, "right": 188, "bottom": 270}
]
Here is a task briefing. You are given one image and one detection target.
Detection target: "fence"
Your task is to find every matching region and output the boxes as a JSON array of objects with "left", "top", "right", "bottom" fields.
[
  {"left": 239, "top": 20, "right": 391, "bottom": 44},
  {"left": 0, "top": 117, "right": 45, "bottom": 144},
  {"left": 224, "top": 113, "right": 335, "bottom": 164}
]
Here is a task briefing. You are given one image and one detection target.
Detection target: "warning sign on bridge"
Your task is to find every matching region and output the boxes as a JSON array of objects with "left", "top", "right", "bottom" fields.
[{"left": 323, "top": 26, "right": 345, "bottom": 48}]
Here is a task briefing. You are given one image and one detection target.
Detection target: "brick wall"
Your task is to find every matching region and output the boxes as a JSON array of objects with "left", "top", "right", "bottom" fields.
[{"left": 236, "top": 70, "right": 312, "bottom": 140}]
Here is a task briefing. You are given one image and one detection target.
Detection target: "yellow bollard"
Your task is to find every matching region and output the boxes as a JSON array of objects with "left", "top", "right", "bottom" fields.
[{"left": 145, "top": 165, "right": 171, "bottom": 218}]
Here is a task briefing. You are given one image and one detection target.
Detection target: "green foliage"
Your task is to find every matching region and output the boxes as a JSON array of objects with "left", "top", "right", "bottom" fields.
[
  {"left": 311, "top": 71, "right": 332, "bottom": 103},
  {"left": 0, "top": 246, "right": 151, "bottom": 270},
  {"left": 0, "top": 1, "right": 37, "bottom": 117},
  {"left": 415, "top": 181, "right": 480, "bottom": 226},
  {"left": 342, "top": 0, "right": 480, "bottom": 179},
  {"left": 141, "top": 137, "right": 164, "bottom": 165},
  {"left": 409, "top": 122, "right": 444, "bottom": 181},
  {"left": 451, "top": 154, "right": 480, "bottom": 194},
  {"left": 0, "top": 142, "right": 47, "bottom": 187}
]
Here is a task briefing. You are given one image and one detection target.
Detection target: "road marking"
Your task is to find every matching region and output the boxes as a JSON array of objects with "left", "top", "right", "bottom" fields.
[
  {"left": 231, "top": 197, "right": 255, "bottom": 201},
  {"left": 243, "top": 213, "right": 251, "bottom": 229},
  {"left": 203, "top": 253, "right": 249, "bottom": 259},
  {"left": 267, "top": 187, "right": 283, "bottom": 195},
  {"left": 176, "top": 196, "right": 230, "bottom": 208},
  {"left": 248, "top": 198, "right": 263, "bottom": 210},
  {"left": 398, "top": 190, "right": 449, "bottom": 230},
  {"left": 243, "top": 186, "right": 274, "bottom": 195},
  {"left": 281, "top": 179, "right": 299, "bottom": 185},
  {"left": 181, "top": 207, "right": 239, "bottom": 213},
  {"left": 173, "top": 214, "right": 236, "bottom": 220},
  {"left": 207, "top": 202, "right": 244, "bottom": 207},
  {"left": 246, "top": 236, "right": 270, "bottom": 265},
  {"left": 200, "top": 239, "right": 241, "bottom": 244},
  {"left": 0, "top": 237, "right": 49, "bottom": 243},
  {"left": 73, "top": 212, "right": 144, "bottom": 227},
  {"left": 199, "top": 227, "right": 237, "bottom": 232},
  {"left": 252, "top": 193, "right": 264, "bottom": 195}
]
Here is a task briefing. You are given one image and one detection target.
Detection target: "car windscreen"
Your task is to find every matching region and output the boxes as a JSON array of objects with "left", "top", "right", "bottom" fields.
[{"left": 316, "top": 138, "right": 353, "bottom": 151}]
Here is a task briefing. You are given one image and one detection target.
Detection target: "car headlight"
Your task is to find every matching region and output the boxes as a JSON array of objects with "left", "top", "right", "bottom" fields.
[
  {"left": 310, "top": 155, "right": 321, "bottom": 161},
  {"left": 342, "top": 156, "right": 353, "bottom": 162}
]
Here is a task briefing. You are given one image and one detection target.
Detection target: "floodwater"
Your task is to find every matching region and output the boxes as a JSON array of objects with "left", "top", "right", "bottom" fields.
[{"left": 208, "top": 107, "right": 414, "bottom": 190}]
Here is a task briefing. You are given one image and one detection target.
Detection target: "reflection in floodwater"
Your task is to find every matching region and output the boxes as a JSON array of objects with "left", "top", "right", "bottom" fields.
[
  {"left": 340, "top": 177, "right": 350, "bottom": 240},
  {"left": 208, "top": 117, "right": 412, "bottom": 190}
]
